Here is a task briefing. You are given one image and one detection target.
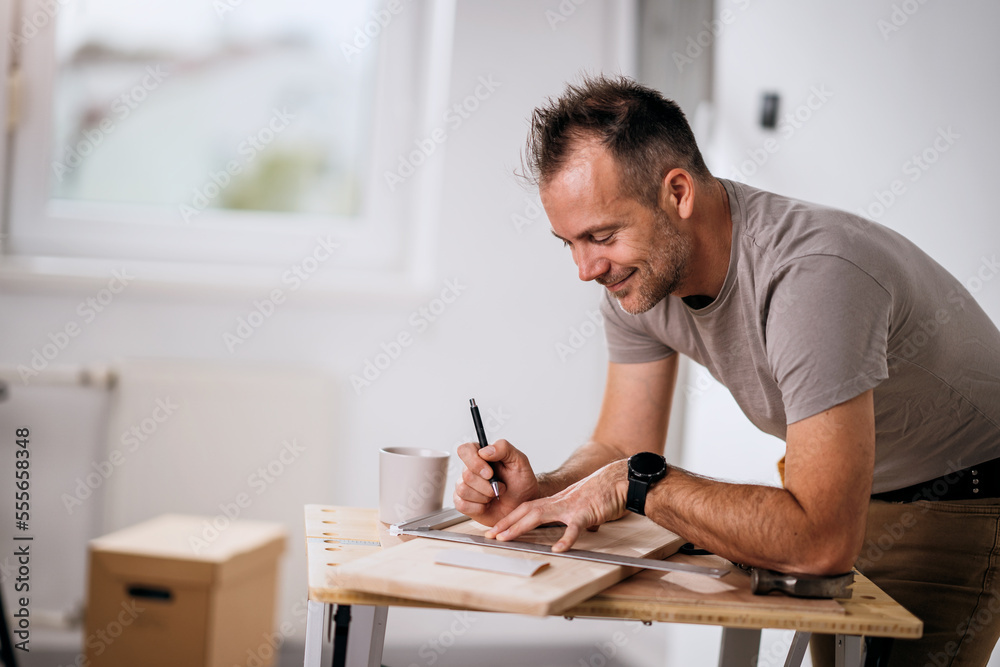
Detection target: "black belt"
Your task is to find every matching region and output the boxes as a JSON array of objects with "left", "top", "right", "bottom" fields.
[{"left": 872, "top": 456, "right": 1000, "bottom": 503}]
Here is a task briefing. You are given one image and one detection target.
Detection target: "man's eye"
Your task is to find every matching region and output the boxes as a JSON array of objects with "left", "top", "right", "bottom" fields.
[{"left": 593, "top": 235, "right": 613, "bottom": 244}]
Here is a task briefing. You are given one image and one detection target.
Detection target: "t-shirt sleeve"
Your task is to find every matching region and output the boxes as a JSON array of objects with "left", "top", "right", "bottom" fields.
[
  {"left": 765, "top": 255, "right": 891, "bottom": 423},
  {"left": 599, "top": 289, "right": 675, "bottom": 363}
]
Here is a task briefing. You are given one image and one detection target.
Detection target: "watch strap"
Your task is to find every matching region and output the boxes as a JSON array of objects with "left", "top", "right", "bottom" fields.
[{"left": 626, "top": 478, "right": 650, "bottom": 515}]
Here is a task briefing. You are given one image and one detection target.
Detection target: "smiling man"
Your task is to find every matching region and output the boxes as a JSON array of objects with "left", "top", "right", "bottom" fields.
[{"left": 454, "top": 76, "right": 1000, "bottom": 666}]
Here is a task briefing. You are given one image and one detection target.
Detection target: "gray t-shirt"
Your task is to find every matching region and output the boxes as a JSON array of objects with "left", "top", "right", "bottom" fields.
[{"left": 601, "top": 179, "right": 1000, "bottom": 493}]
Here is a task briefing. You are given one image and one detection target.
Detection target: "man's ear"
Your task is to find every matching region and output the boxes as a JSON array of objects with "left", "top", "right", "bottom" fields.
[{"left": 658, "top": 169, "right": 695, "bottom": 219}]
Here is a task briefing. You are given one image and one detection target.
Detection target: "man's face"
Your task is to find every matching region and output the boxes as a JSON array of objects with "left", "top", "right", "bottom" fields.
[{"left": 542, "top": 143, "right": 692, "bottom": 315}]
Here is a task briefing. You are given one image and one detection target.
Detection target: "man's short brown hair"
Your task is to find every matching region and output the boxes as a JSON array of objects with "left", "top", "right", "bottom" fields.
[{"left": 524, "top": 75, "right": 712, "bottom": 208}]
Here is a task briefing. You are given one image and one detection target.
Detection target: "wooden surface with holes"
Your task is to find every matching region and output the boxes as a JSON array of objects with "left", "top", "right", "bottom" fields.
[{"left": 305, "top": 505, "right": 922, "bottom": 637}]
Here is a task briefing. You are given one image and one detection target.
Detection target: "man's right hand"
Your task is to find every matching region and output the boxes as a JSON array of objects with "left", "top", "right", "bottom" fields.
[{"left": 453, "top": 439, "right": 540, "bottom": 527}]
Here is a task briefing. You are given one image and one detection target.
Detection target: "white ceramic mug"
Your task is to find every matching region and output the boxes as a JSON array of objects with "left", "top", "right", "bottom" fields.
[{"left": 378, "top": 447, "right": 450, "bottom": 524}]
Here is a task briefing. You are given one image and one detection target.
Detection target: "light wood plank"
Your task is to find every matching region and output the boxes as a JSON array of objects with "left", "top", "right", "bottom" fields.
[{"left": 331, "top": 512, "right": 685, "bottom": 616}]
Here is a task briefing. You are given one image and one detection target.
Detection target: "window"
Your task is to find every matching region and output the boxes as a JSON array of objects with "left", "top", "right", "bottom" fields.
[{"left": 4, "top": 0, "right": 455, "bottom": 286}]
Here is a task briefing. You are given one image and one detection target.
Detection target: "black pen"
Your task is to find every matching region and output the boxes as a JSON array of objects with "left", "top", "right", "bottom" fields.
[{"left": 469, "top": 398, "right": 501, "bottom": 499}]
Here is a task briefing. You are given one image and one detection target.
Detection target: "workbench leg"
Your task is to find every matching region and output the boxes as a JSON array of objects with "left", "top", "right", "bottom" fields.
[
  {"left": 835, "top": 634, "right": 865, "bottom": 667},
  {"left": 303, "top": 601, "right": 330, "bottom": 667},
  {"left": 304, "top": 602, "right": 388, "bottom": 667},
  {"left": 342, "top": 605, "right": 388, "bottom": 667},
  {"left": 863, "top": 636, "right": 893, "bottom": 666},
  {"left": 782, "top": 631, "right": 811, "bottom": 667},
  {"left": 718, "top": 628, "right": 761, "bottom": 667}
]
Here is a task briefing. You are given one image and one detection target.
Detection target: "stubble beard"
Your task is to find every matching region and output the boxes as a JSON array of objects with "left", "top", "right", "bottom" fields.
[{"left": 615, "top": 211, "right": 691, "bottom": 315}]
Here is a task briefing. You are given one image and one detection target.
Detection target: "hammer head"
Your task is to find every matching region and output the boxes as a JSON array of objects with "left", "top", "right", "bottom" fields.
[{"left": 750, "top": 568, "right": 855, "bottom": 599}]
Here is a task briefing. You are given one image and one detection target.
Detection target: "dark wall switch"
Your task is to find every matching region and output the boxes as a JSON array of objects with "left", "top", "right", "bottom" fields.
[{"left": 760, "top": 92, "right": 780, "bottom": 129}]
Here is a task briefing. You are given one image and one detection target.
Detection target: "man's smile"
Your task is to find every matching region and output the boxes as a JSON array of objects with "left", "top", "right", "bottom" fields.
[{"left": 599, "top": 268, "right": 636, "bottom": 292}]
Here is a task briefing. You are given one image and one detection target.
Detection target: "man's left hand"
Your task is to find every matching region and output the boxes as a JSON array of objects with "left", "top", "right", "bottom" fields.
[{"left": 485, "top": 459, "right": 629, "bottom": 551}]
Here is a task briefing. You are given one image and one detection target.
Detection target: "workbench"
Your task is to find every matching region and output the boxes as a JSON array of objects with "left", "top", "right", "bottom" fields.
[{"left": 303, "top": 505, "right": 921, "bottom": 667}]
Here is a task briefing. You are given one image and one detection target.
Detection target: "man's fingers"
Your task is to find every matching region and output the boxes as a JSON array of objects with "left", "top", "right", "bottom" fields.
[
  {"left": 455, "top": 477, "right": 493, "bottom": 505},
  {"left": 484, "top": 502, "right": 529, "bottom": 538},
  {"left": 457, "top": 441, "right": 490, "bottom": 468},
  {"left": 553, "top": 522, "right": 582, "bottom": 552},
  {"left": 490, "top": 503, "right": 552, "bottom": 542},
  {"left": 487, "top": 439, "right": 523, "bottom": 465},
  {"left": 457, "top": 441, "right": 500, "bottom": 481},
  {"left": 452, "top": 490, "right": 486, "bottom": 517},
  {"left": 461, "top": 466, "right": 496, "bottom": 496}
]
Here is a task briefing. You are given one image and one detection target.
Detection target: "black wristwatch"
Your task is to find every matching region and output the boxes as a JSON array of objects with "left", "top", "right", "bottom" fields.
[{"left": 626, "top": 452, "right": 668, "bottom": 515}]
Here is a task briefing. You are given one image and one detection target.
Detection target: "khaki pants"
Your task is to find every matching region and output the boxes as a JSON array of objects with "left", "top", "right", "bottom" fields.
[{"left": 812, "top": 498, "right": 1000, "bottom": 667}]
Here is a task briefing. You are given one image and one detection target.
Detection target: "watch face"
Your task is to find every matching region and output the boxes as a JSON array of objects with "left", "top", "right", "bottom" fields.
[{"left": 630, "top": 452, "right": 666, "bottom": 477}]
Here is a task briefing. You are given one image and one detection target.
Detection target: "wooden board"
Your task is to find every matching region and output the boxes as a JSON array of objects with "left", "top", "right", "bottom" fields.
[{"left": 332, "top": 512, "right": 685, "bottom": 616}]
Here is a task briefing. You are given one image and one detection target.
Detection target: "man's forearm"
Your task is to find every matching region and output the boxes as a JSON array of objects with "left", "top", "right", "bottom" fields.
[
  {"left": 646, "top": 468, "right": 863, "bottom": 575},
  {"left": 535, "top": 440, "right": 627, "bottom": 497}
]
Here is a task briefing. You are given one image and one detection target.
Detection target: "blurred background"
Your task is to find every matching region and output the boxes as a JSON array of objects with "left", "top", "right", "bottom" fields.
[{"left": 0, "top": 0, "right": 997, "bottom": 665}]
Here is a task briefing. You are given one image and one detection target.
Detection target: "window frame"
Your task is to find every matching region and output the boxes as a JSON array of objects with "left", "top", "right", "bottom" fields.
[{"left": 1, "top": 0, "right": 457, "bottom": 294}]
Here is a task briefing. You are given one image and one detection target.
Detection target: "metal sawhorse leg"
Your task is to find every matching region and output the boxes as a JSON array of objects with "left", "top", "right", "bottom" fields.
[
  {"left": 303, "top": 600, "right": 387, "bottom": 667},
  {"left": 719, "top": 629, "right": 887, "bottom": 667}
]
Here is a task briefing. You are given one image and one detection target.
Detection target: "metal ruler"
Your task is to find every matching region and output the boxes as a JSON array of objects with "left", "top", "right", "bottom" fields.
[{"left": 391, "top": 508, "right": 729, "bottom": 579}]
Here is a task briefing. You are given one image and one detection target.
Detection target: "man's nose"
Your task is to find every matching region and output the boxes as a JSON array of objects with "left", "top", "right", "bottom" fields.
[{"left": 574, "top": 246, "right": 609, "bottom": 282}]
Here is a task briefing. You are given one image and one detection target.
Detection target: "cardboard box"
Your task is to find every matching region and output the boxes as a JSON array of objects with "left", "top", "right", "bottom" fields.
[{"left": 84, "top": 514, "right": 286, "bottom": 667}]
